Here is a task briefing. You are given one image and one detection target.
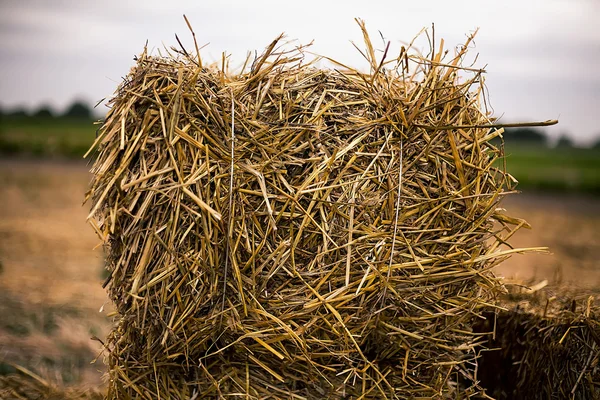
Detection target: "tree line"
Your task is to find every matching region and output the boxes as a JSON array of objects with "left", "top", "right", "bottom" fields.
[
  {"left": 496, "top": 128, "right": 600, "bottom": 149},
  {"left": 0, "top": 100, "right": 95, "bottom": 120},
  {"left": 499, "top": 127, "right": 568, "bottom": 148}
]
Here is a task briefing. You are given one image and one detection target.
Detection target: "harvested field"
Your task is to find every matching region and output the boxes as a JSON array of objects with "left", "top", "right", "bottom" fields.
[
  {"left": 1, "top": 160, "right": 597, "bottom": 298},
  {"left": 0, "top": 159, "right": 599, "bottom": 398},
  {"left": 0, "top": 159, "right": 111, "bottom": 391},
  {"left": 496, "top": 193, "right": 600, "bottom": 289},
  {"left": 0, "top": 159, "right": 106, "bottom": 307}
]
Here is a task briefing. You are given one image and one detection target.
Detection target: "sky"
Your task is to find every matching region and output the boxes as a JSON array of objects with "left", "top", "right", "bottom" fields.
[{"left": 1, "top": 0, "right": 599, "bottom": 144}]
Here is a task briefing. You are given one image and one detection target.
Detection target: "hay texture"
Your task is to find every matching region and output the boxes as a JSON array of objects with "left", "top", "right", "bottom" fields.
[
  {"left": 476, "top": 298, "right": 600, "bottom": 400},
  {"left": 86, "top": 21, "right": 537, "bottom": 399}
]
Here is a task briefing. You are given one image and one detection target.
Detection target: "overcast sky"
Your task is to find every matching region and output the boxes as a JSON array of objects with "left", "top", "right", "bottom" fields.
[{"left": 1, "top": 0, "right": 599, "bottom": 144}]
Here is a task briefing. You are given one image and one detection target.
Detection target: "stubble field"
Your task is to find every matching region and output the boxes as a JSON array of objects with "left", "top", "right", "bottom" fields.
[{"left": 0, "top": 158, "right": 598, "bottom": 390}]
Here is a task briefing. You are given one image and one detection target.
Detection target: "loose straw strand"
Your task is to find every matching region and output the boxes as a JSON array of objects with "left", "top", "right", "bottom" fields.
[
  {"left": 221, "top": 90, "right": 236, "bottom": 319},
  {"left": 382, "top": 137, "right": 403, "bottom": 303}
]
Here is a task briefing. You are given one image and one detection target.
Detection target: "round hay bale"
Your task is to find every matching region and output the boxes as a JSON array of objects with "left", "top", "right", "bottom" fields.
[{"left": 87, "top": 22, "right": 530, "bottom": 399}]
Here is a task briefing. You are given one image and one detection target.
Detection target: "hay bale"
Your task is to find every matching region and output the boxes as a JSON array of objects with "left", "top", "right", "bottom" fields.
[
  {"left": 86, "top": 21, "right": 534, "bottom": 398},
  {"left": 475, "top": 303, "right": 600, "bottom": 400}
]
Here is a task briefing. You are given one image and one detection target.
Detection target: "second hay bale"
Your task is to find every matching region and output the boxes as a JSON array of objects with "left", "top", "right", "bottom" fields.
[
  {"left": 476, "top": 291, "right": 600, "bottom": 400},
  {"left": 87, "top": 22, "right": 533, "bottom": 398}
]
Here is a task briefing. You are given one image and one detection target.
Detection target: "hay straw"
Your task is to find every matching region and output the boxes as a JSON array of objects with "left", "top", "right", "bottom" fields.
[
  {"left": 86, "top": 19, "right": 549, "bottom": 399},
  {"left": 0, "top": 366, "right": 103, "bottom": 400},
  {"left": 476, "top": 301, "right": 600, "bottom": 400}
]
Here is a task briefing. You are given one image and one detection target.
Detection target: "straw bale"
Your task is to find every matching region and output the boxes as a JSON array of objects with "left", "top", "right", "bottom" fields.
[
  {"left": 476, "top": 298, "right": 600, "bottom": 400},
  {"left": 86, "top": 20, "right": 538, "bottom": 399}
]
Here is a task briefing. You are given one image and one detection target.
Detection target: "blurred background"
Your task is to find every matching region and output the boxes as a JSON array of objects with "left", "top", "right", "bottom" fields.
[{"left": 0, "top": 0, "right": 598, "bottom": 391}]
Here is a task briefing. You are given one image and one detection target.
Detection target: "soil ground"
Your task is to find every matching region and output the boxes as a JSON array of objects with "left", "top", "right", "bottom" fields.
[
  {"left": 0, "top": 159, "right": 109, "bottom": 387},
  {"left": 498, "top": 192, "right": 600, "bottom": 289}
]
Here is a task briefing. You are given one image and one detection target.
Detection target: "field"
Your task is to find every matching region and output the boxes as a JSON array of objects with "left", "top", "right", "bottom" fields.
[
  {"left": 0, "top": 117, "right": 98, "bottom": 158},
  {"left": 499, "top": 192, "right": 600, "bottom": 287},
  {"left": 502, "top": 143, "right": 600, "bottom": 194},
  {"left": 0, "top": 160, "right": 110, "bottom": 388},
  {"left": 0, "top": 116, "right": 599, "bottom": 395},
  {"left": 0, "top": 158, "right": 598, "bottom": 393}
]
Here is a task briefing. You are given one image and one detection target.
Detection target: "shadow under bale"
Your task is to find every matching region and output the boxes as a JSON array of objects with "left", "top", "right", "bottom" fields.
[{"left": 475, "top": 308, "right": 600, "bottom": 400}]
